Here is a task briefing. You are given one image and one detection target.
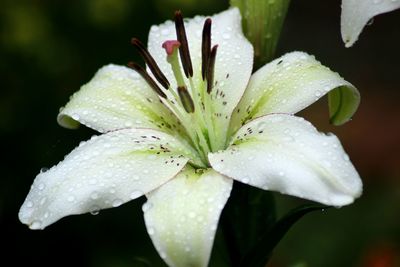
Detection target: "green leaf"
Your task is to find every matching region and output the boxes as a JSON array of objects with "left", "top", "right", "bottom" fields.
[
  {"left": 240, "top": 204, "right": 329, "bottom": 267},
  {"left": 220, "top": 182, "right": 276, "bottom": 267},
  {"left": 230, "top": 0, "right": 291, "bottom": 68}
]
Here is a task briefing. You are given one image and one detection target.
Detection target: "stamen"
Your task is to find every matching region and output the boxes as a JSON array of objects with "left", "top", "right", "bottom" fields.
[
  {"left": 202, "top": 18, "right": 212, "bottom": 80},
  {"left": 131, "top": 38, "right": 170, "bottom": 89},
  {"left": 174, "top": 11, "right": 193, "bottom": 78},
  {"left": 127, "top": 62, "right": 167, "bottom": 98},
  {"left": 177, "top": 86, "right": 195, "bottom": 113},
  {"left": 207, "top": 45, "right": 218, "bottom": 93}
]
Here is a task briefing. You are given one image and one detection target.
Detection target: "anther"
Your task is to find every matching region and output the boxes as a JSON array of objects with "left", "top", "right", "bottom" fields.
[
  {"left": 202, "top": 18, "right": 212, "bottom": 80},
  {"left": 177, "top": 86, "right": 195, "bottom": 113},
  {"left": 127, "top": 62, "right": 167, "bottom": 98},
  {"left": 207, "top": 45, "right": 218, "bottom": 94},
  {"left": 174, "top": 11, "right": 193, "bottom": 78},
  {"left": 131, "top": 38, "right": 170, "bottom": 89}
]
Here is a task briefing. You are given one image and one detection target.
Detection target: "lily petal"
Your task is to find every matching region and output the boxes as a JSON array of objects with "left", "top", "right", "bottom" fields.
[
  {"left": 341, "top": 0, "right": 400, "bottom": 47},
  {"left": 19, "top": 128, "right": 195, "bottom": 230},
  {"left": 230, "top": 52, "right": 360, "bottom": 135},
  {"left": 210, "top": 114, "right": 362, "bottom": 206},
  {"left": 143, "top": 166, "right": 232, "bottom": 267},
  {"left": 148, "top": 8, "right": 253, "bottom": 144},
  {"left": 58, "top": 64, "right": 182, "bottom": 135}
]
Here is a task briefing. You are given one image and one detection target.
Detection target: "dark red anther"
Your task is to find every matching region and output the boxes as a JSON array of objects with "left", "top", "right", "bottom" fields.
[
  {"left": 202, "top": 18, "right": 212, "bottom": 80},
  {"left": 174, "top": 11, "right": 193, "bottom": 78},
  {"left": 127, "top": 62, "right": 167, "bottom": 98},
  {"left": 207, "top": 45, "right": 218, "bottom": 94},
  {"left": 131, "top": 38, "right": 170, "bottom": 89}
]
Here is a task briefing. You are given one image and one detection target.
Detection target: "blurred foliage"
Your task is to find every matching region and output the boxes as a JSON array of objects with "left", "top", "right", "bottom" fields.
[{"left": 1, "top": 0, "right": 400, "bottom": 267}]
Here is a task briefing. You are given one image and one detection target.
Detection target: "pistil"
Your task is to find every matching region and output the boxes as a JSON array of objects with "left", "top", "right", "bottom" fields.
[{"left": 127, "top": 11, "right": 224, "bottom": 166}]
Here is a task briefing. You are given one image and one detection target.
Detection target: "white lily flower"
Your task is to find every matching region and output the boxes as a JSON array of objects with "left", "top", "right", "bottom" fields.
[
  {"left": 19, "top": 8, "right": 362, "bottom": 267},
  {"left": 341, "top": 0, "right": 400, "bottom": 47}
]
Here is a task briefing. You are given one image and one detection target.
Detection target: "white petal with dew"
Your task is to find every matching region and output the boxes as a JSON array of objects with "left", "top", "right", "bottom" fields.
[
  {"left": 211, "top": 114, "right": 362, "bottom": 206},
  {"left": 230, "top": 51, "right": 360, "bottom": 135},
  {"left": 58, "top": 64, "right": 182, "bottom": 135},
  {"left": 341, "top": 0, "right": 400, "bottom": 47},
  {"left": 143, "top": 167, "right": 232, "bottom": 267},
  {"left": 148, "top": 8, "right": 253, "bottom": 146},
  {"left": 19, "top": 128, "right": 196, "bottom": 230}
]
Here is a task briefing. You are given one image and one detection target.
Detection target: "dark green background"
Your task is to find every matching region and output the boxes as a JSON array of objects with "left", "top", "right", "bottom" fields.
[{"left": 2, "top": 0, "right": 399, "bottom": 266}]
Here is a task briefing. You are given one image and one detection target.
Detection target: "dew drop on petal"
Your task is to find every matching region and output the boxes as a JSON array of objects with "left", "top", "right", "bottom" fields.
[
  {"left": 26, "top": 201, "right": 34, "bottom": 208},
  {"left": 130, "top": 190, "right": 143, "bottom": 199},
  {"left": 90, "top": 192, "right": 99, "bottom": 200},
  {"left": 112, "top": 199, "right": 123, "bottom": 207},
  {"left": 142, "top": 202, "right": 153, "bottom": 212},
  {"left": 38, "top": 183, "right": 45, "bottom": 190},
  {"left": 30, "top": 220, "right": 42, "bottom": 230},
  {"left": 222, "top": 33, "right": 230, "bottom": 40},
  {"left": 148, "top": 227, "right": 155, "bottom": 235},
  {"left": 90, "top": 205, "right": 100, "bottom": 215}
]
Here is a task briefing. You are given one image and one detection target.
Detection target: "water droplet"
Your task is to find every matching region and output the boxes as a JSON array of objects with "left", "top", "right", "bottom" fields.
[
  {"left": 40, "top": 167, "right": 49, "bottom": 173},
  {"left": 112, "top": 199, "right": 123, "bottom": 207},
  {"left": 72, "top": 114, "right": 80, "bottom": 121},
  {"left": 130, "top": 190, "right": 142, "bottom": 199},
  {"left": 38, "top": 183, "right": 45, "bottom": 190},
  {"left": 160, "top": 251, "right": 167, "bottom": 259},
  {"left": 30, "top": 220, "right": 42, "bottom": 230},
  {"left": 90, "top": 205, "right": 100, "bottom": 215},
  {"left": 188, "top": 211, "right": 196, "bottom": 218},
  {"left": 148, "top": 227, "right": 155, "bottom": 235},
  {"left": 315, "top": 90, "right": 322, "bottom": 97},
  {"left": 89, "top": 179, "right": 97, "bottom": 185},
  {"left": 90, "top": 192, "right": 99, "bottom": 200},
  {"left": 142, "top": 202, "right": 153, "bottom": 212},
  {"left": 40, "top": 197, "right": 47, "bottom": 205},
  {"left": 67, "top": 195, "right": 75, "bottom": 202},
  {"left": 222, "top": 33, "right": 230, "bottom": 40},
  {"left": 161, "top": 28, "right": 170, "bottom": 35},
  {"left": 124, "top": 121, "right": 133, "bottom": 127},
  {"left": 26, "top": 201, "right": 34, "bottom": 208}
]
